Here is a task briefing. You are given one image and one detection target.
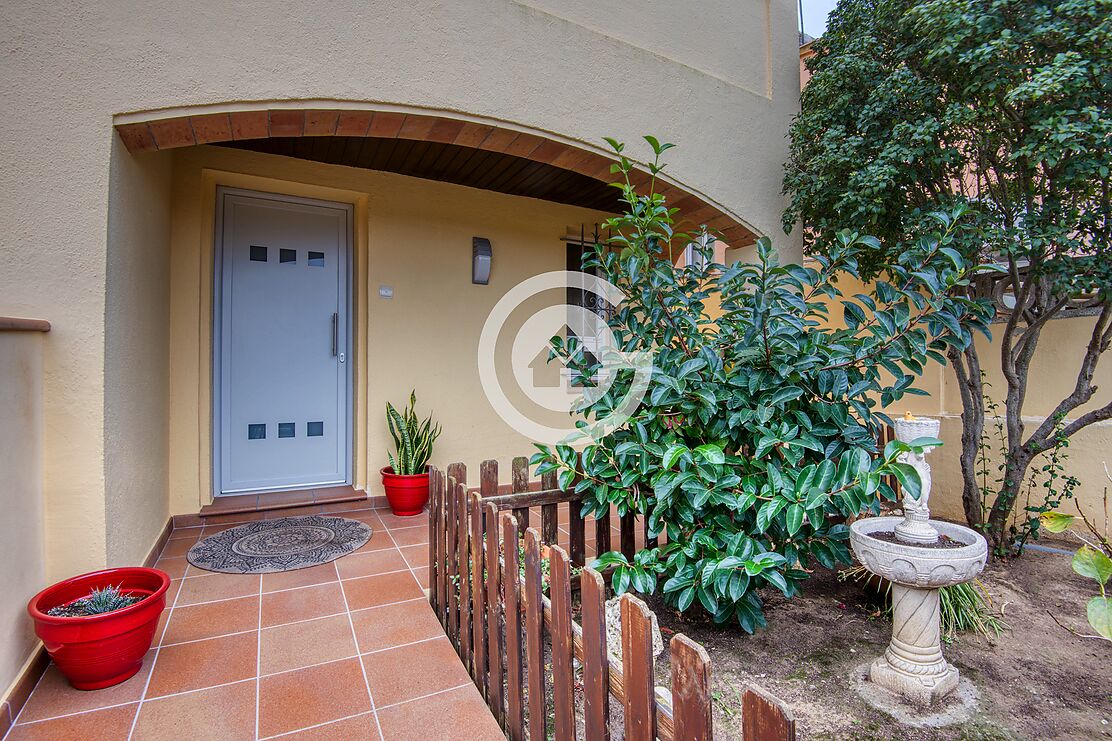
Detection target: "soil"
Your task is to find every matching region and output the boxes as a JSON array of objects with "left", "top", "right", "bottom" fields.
[
  {"left": 868, "top": 530, "right": 967, "bottom": 549},
  {"left": 646, "top": 538, "right": 1111, "bottom": 740}
]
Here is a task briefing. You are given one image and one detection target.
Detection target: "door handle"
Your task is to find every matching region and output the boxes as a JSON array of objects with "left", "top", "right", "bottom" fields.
[{"left": 331, "top": 313, "right": 338, "bottom": 357}]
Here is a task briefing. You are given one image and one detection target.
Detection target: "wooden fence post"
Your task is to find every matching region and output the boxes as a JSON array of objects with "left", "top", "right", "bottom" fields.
[
  {"left": 502, "top": 513, "right": 525, "bottom": 741},
  {"left": 580, "top": 568, "right": 610, "bottom": 741},
  {"left": 511, "top": 456, "right": 531, "bottom": 531},
  {"left": 446, "top": 475, "right": 459, "bottom": 645},
  {"left": 470, "top": 490, "right": 487, "bottom": 698},
  {"left": 549, "top": 545, "right": 575, "bottom": 741},
  {"left": 427, "top": 467, "right": 439, "bottom": 615},
  {"left": 541, "top": 470, "right": 559, "bottom": 545},
  {"left": 523, "top": 528, "right": 546, "bottom": 741},
  {"left": 457, "top": 482, "right": 472, "bottom": 669},
  {"left": 621, "top": 594, "right": 657, "bottom": 741},
  {"left": 485, "top": 501, "right": 505, "bottom": 727},
  {"left": 742, "top": 687, "right": 796, "bottom": 741},
  {"left": 670, "top": 635, "right": 712, "bottom": 741}
]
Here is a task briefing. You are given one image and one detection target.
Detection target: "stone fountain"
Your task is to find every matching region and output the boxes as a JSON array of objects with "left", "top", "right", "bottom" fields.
[{"left": 850, "top": 414, "right": 988, "bottom": 707}]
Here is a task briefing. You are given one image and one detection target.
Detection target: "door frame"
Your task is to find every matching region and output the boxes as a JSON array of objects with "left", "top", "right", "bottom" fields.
[{"left": 211, "top": 186, "right": 355, "bottom": 496}]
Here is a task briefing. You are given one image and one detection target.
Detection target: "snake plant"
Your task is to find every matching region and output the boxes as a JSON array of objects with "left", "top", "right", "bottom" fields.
[{"left": 386, "top": 391, "right": 441, "bottom": 476}]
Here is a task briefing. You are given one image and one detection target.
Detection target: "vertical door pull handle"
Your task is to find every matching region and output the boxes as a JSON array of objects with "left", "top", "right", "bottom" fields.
[{"left": 331, "top": 313, "right": 338, "bottom": 357}]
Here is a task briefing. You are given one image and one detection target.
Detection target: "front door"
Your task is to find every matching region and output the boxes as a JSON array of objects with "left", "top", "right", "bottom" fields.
[{"left": 214, "top": 189, "right": 352, "bottom": 495}]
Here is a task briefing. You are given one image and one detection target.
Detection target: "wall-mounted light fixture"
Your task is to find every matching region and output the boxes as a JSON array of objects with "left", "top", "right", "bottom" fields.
[{"left": 472, "top": 237, "right": 492, "bottom": 285}]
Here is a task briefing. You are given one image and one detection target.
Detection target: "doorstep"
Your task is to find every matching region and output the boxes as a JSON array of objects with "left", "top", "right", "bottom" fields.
[{"left": 175, "top": 486, "right": 383, "bottom": 528}]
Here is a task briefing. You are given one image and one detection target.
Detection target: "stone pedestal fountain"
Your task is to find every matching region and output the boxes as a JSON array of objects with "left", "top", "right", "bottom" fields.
[{"left": 849, "top": 414, "right": 988, "bottom": 707}]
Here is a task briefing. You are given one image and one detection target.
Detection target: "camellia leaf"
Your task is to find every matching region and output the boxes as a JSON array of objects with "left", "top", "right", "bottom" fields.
[
  {"left": 1072, "top": 546, "right": 1112, "bottom": 585},
  {"left": 785, "top": 504, "right": 805, "bottom": 536},
  {"left": 694, "top": 444, "right": 726, "bottom": 466},
  {"left": 1086, "top": 596, "right": 1112, "bottom": 640},
  {"left": 662, "top": 444, "right": 688, "bottom": 470}
]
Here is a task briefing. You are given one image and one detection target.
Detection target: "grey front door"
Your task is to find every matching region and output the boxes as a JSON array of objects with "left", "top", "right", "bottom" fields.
[{"left": 215, "top": 189, "right": 352, "bottom": 495}]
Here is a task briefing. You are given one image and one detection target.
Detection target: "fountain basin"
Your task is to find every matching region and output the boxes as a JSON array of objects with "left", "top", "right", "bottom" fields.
[{"left": 850, "top": 516, "right": 987, "bottom": 589}]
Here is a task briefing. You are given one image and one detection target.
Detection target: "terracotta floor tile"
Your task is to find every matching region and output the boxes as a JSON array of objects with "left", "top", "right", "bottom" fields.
[
  {"left": 153, "top": 556, "right": 189, "bottom": 579},
  {"left": 204, "top": 493, "right": 257, "bottom": 512},
  {"left": 376, "top": 511, "right": 428, "bottom": 530},
  {"left": 258, "top": 657, "right": 371, "bottom": 738},
  {"left": 336, "top": 549, "right": 407, "bottom": 580},
  {"left": 6, "top": 703, "right": 137, "bottom": 741},
  {"left": 261, "top": 562, "right": 338, "bottom": 593},
  {"left": 277, "top": 712, "right": 380, "bottom": 740},
  {"left": 203, "top": 511, "right": 264, "bottom": 525},
  {"left": 398, "top": 544, "right": 428, "bottom": 570},
  {"left": 350, "top": 599, "right": 442, "bottom": 654},
  {"left": 16, "top": 653, "right": 152, "bottom": 722},
  {"left": 146, "top": 631, "right": 257, "bottom": 697},
  {"left": 361, "top": 637, "right": 471, "bottom": 708},
  {"left": 168, "top": 526, "right": 203, "bottom": 541},
  {"left": 342, "top": 571, "right": 424, "bottom": 611},
  {"left": 318, "top": 500, "right": 372, "bottom": 514},
  {"left": 314, "top": 486, "right": 361, "bottom": 503},
  {"left": 261, "top": 581, "right": 346, "bottom": 627},
  {"left": 159, "top": 538, "right": 196, "bottom": 559},
  {"left": 176, "top": 573, "right": 260, "bottom": 606},
  {"left": 161, "top": 595, "right": 259, "bottom": 645},
  {"left": 352, "top": 528, "right": 400, "bottom": 553},
  {"left": 131, "top": 680, "right": 256, "bottom": 741},
  {"left": 412, "top": 566, "right": 430, "bottom": 589},
  {"left": 260, "top": 614, "right": 356, "bottom": 674},
  {"left": 200, "top": 522, "right": 241, "bottom": 537},
  {"left": 388, "top": 526, "right": 429, "bottom": 547},
  {"left": 259, "top": 504, "right": 320, "bottom": 518},
  {"left": 376, "top": 684, "right": 503, "bottom": 740}
]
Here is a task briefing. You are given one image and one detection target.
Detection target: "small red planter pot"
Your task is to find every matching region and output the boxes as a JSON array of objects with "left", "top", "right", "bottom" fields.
[
  {"left": 381, "top": 466, "right": 430, "bottom": 516},
  {"left": 28, "top": 567, "right": 171, "bottom": 690}
]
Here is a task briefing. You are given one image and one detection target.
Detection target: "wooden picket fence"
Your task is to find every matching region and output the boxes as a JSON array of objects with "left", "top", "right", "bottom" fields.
[{"left": 426, "top": 457, "right": 797, "bottom": 741}]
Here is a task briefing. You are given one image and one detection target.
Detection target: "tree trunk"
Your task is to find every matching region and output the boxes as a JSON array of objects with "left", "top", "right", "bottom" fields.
[
  {"left": 949, "top": 344, "right": 986, "bottom": 531},
  {"left": 986, "top": 450, "right": 1032, "bottom": 553}
]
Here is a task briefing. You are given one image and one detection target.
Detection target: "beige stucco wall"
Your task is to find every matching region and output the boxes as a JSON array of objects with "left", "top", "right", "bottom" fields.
[
  {"left": 104, "top": 141, "right": 174, "bottom": 567},
  {"left": 0, "top": 0, "right": 802, "bottom": 587},
  {"left": 167, "top": 145, "right": 614, "bottom": 513},
  {"left": 0, "top": 332, "right": 46, "bottom": 701}
]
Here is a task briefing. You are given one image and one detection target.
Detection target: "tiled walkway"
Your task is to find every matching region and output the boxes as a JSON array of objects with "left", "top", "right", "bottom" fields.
[{"left": 4, "top": 502, "right": 504, "bottom": 740}]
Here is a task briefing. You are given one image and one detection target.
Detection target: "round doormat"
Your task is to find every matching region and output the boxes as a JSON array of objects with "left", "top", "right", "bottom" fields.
[{"left": 186, "top": 515, "right": 372, "bottom": 574}]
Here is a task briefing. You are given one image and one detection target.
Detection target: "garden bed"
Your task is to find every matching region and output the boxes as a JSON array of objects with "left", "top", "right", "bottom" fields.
[{"left": 647, "top": 539, "right": 1109, "bottom": 740}]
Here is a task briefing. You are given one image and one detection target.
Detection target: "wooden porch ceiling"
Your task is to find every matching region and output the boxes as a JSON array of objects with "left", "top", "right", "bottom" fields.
[{"left": 217, "top": 136, "right": 623, "bottom": 213}]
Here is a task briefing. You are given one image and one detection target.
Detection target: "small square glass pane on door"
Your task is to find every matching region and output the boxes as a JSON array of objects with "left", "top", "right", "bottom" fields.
[
  {"left": 307, "top": 251, "right": 325, "bottom": 267},
  {"left": 307, "top": 421, "right": 324, "bottom": 437},
  {"left": 280, "top": 249, "right": 296, "bottom": 264},
  {"left": 278, "top": 422, "right": 295, "bottom": 438},
  {"left": 248, "top": 423, "right": 266, "bottom": 440},
  {"left": 250, "top": 245, "right": 267, "bottom": 262}
]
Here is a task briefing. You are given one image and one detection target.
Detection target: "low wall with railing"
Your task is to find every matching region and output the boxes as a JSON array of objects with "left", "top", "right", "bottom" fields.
[{"left": 427, "top": 456, "right": 797, "bottom": 740}]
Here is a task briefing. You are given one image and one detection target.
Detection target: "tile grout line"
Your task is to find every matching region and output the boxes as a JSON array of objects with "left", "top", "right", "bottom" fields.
[
  {"left": 125, "top": 565, "right": 186, "bottom": 740},
  {"left": 376, "top": 512, "right": 427, "bottom": 594},
  {"left": 2, "top": 665, "right": 53, "bottom": 738},
  {"left": 373, "top": 681, "right": 474, "bottom": 712},
  {"left": 255, "top": 571, "right": 263, "bottom": 741},
  {"left": 333, "top": 559, "right": 386, "bottom": 741},
  {"left": 257, "top": 709, "right": 377, "bottom": 740}
]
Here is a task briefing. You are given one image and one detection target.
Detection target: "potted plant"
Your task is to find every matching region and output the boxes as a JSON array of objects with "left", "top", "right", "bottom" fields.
[
  {"left": 27, "top": 567, "right": 170, "bottom": 690},
  {"left": 381, "top": 391, "right": 441, "bottom": 516}
]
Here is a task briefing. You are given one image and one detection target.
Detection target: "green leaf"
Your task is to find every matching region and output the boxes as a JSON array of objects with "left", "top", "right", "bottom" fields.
[
  {"left": 1086, "top": 596, "right": 1112, "bottom": 640},
  {"left": 890, "top": 462, "right": 922, "bottom": 500},
  {"left": 785, "top": 504, "right": 805, "bottom": 536},
  {"left": 662, "top": 444, "right": 688, "bottom": 470},
  {"left": 1072, "top": 546, "right": 1112, "bottom": 585},
  {"left": 694, "top": 444, "right": 725, "bottom": 466}
]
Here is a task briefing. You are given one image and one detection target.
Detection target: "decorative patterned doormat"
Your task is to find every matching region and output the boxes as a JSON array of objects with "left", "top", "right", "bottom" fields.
[{"left": 187, "top": 515, "right": 372, "bottom": 574}]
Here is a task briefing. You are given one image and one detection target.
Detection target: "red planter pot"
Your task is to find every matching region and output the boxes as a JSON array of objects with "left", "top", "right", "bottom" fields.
[
  {"left": 28, "top": 567, "right": 170, "bottom": 690},
  {"left": 381, "top": 466, "right": 430, "bottom": 516}
]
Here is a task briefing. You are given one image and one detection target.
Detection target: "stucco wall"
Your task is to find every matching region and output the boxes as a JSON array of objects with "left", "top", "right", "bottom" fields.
[
  {"left": 0, "top": 332, "right": 46, "bottom": 701},
  {"left": 167, "top": 145, "right": 613, "bottom": 513},
  {"left": 0, "top": 0, "right": 801, "bottom": 576},
  {"left": 104, "top": 142, "right": 174, "bottom": 567}
]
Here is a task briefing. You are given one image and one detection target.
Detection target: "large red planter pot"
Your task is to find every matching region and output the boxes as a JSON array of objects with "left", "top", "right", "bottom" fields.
[
  {"left": 28, "top": 567, "right": 171, "bottom": 690},
  {"left": 381, "top": 466, "right": 430, "bottom": 516}
]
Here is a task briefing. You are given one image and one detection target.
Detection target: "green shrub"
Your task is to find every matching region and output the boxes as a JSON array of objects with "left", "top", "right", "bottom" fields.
[{"left": 533, "top": 138, "right": 993, "bottom": 632}]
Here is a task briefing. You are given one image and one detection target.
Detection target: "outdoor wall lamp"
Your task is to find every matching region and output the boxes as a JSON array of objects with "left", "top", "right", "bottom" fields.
[{"left": 473, "top": 237, "right": 492, "bottom": 285}]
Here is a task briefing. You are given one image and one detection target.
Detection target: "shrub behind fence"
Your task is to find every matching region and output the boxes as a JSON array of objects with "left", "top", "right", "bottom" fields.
[{"left": 427, "top": 458, "right": 796, "bottom": 741}]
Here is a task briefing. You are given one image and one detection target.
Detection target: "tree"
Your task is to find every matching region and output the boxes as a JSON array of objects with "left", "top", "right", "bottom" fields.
[
  {"left": 535, "top": 138, "right": 991, "bottom": 630},
  {"left": 783, "top": 0, "right": 1112, "bottom": 554}
]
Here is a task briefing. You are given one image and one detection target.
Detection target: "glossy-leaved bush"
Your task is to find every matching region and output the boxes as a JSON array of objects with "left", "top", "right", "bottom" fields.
[{"left": 534, "top": 138, "right": 993, "bottom": 632}]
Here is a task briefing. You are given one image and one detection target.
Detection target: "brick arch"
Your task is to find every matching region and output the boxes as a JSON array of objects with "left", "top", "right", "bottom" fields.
[{"left": 114, "top": 105, "right": 757, "bottom": 246}]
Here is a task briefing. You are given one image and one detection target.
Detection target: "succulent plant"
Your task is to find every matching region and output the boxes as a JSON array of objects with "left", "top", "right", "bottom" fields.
[{"left": 386, "top": 391, "right": 441, "bottom": 476}]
